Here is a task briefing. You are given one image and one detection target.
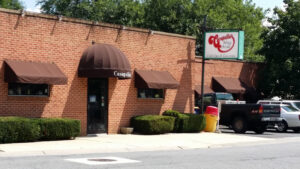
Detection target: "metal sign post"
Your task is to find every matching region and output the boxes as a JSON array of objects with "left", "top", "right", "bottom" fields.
[
  {"left": 200, "top": 15, "right": 207, "bottom": 114},
  {"left": 216, "top": 101, "right": 222, "bottom": 133}
]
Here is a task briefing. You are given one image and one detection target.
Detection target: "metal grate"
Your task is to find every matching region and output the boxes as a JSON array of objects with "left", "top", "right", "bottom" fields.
[{"left": 88, "top": 159, "right": 117, "bottom": 162}]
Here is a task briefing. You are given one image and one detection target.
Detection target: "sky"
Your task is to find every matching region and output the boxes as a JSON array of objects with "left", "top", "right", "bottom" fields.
[
  {"left": 252, "top": 0, "right": 284, "bottom": 10},
  {"left": 22, "top": 0, "right": 284, "bottom": 14}
]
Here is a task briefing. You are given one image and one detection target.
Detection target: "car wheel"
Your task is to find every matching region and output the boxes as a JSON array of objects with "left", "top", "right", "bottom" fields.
[
  {"left": 232, "top": 116, "right": 247, "bottom": 133},
  {"left": 253, "top": 124, "right": 267, "bottom": 134},
  {"left": 276, "top": 121, "right": 288, "bottom": 132},
  {"left": 293, "top": 128, "right": 300, "bottom": 133}
]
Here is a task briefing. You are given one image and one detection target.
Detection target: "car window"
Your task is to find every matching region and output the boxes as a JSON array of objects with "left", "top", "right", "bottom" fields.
[
  {"left": 258, "top": 101, "right": 270, "bottom": 104},
  {"left": 272, "top": 102, "right": 281, "bottom": 104},
  {"left": 203, "top": 96, "right": 213, "bottom": 105},
  {"left": 283, "top": 102, "right": 293, "bottom": 107},
  {"left": 292, "top": 102, "right": 300, "bottom": 110},
  {"left": 216, "top": 93, "right": 233, "bottom": 100},
  {"left": 282, "top": 105, "right": 299, "bottom": 112}
]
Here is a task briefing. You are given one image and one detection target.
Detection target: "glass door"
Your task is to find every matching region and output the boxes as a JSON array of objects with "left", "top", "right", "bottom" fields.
[{"left": 87, "top": 78, "right": 108, "bottom": 134}]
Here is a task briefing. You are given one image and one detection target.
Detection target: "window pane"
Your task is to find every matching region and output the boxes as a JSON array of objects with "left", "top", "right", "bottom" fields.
[
  {"left": 216, "top": 93, "right": 234, "bottom": 100},
  {"left": 138, "top": 88, "right": 164, "bottom": 99},
  {"left": 203, "top": 96, "right": 212, "bottom": 105},
  {"left": 293, "top": 102, "right": 300, "bottom": 110},
  {"left": 282, "top": 105, "right": 298, "bottom": 112},
  {"left": 8, "top": 83, "right": 49, "bottom": 96}
]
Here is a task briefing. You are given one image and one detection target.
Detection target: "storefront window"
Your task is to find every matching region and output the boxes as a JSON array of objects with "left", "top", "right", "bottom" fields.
[
  {"left": 8, "top": 83, "right": 49, "bottom": 96},
  {"left": 137, "top": 88, "right": 164, "bottom": 99}
]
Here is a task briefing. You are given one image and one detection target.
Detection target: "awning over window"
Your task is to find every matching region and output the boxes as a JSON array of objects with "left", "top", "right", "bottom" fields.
[
  {"left": 4, "top": 60, "right": 67, "bottom": 85},
  {"left": 135, "top": 69, "right": 179, "bottom": 89},
  {"left": 212, "top": 77, "right": 246, "bottom": 93},
  {"left": 195, "top": 85, "right": 214, "bottom": 95},
  {"left": 78, "top": 43, "right": 131, "bottom": 79}
]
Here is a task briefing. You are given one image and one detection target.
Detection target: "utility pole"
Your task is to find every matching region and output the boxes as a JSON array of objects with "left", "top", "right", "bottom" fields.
[{"left": 200, "top": 15, "right": 207, "bottom": 114}]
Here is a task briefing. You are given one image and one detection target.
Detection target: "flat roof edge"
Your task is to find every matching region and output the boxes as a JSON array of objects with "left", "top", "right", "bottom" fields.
[
  {"left": 195, "top": 57, "right": 265, "bottom": 64},
  {"left": 0, "top": 8, "right": 196, "bottom": 40}
]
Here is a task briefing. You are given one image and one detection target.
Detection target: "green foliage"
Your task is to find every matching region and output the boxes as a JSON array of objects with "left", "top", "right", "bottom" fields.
[
  {"left": 163, "top": 110, "right": 206, "bottom": 132},
  {"left": 37, "top": 0, "right": 265, "bottom": 61},
  {"left": 0, "top": 117, "right": 81, "bottom": 143},
  {"left": 192, "top": 0, "right": 265, "bottom": 60},
  {"left": 34, "top": 118, "right": 81, "bottom": 140},
  {"left": 38, "top": 0, "right": 145, "bottom": 26},
  {"left": 130, "top": 115, "right": 175, "bottom": 134},
  {"left": 163, "top": 110, "right": 182, "bottom": 131},
  {"left": 0, "top": 117, "right": 40, "bottom": 143},
  {"left": 163, "top": 110, "right": 181, "bottom": 117},
  {"left": 0, "top": 0, "right": 23, "bottom": 10},
  {"left": 259, "top": 0, "right": 300, "bottom": 99},
  {"left": 143, "top": 0, "right": 193, "bottom": 35}
]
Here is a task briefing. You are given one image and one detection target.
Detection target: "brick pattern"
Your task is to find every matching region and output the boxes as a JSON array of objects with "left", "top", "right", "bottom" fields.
[
  {"left": 194, "top": 58, "right": 264, "bottom": 89},
  {"left": 0, "top": 11, "right": 195, "bottom": 134}
]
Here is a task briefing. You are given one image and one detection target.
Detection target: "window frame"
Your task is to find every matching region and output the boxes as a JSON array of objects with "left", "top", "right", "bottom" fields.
[
  {"left": 137, "top": 88, "right": 165, "bottom": 99},
  {"left": 8, "top": 83, "right": 50, "bottom": 97}
]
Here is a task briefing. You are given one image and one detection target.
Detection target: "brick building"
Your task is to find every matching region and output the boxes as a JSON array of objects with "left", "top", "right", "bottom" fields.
[
  {"left": 0, "top": 8, "right": 263, "bottom": 135},
  {"left": 194, "top": 58, "right": 264, "bottom": 104}
]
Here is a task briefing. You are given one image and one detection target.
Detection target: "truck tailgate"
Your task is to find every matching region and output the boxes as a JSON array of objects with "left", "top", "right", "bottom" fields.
[{"left": 261, "top": 104, "right": 281, "bottom": 117}]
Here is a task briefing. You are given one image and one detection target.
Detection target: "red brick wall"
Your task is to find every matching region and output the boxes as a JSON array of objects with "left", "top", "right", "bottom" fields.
[
  {"left": 0, "top": 9, "right": 195, "bottom": 134},
  {"left": 194, "top": 58, "right": 264, "bottom": 89}
]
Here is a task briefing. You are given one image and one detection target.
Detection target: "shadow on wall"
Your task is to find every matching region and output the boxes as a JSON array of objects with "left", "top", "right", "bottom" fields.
[
  {"left": 239, "top": 62, "right": 265, "bottom": 103},
  {"left": 172, "top": 42, "right": 193, "bottom": 113},
  {"left": 62, "top": 72, "right": 87, "bottom": 135},
  {"left": 0, "top": 62, "right": 49, "bottom": 118},
  {"left": 119, "top": 76, "right": 163, "bottom": 130}
]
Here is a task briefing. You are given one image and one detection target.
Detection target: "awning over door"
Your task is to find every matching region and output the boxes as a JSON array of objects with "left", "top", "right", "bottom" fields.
[
  {"left": 78, "top": 43, "right": 131, "bottom": 79},
  {"left": 4, "top": 60, "right": 67, "bottom": 85},
  {"left": 134, "top": 69, "right": 179, "bottom": 89},
  {"left": 212, "top": 77, "right": 246, "bottom": 93},
  {"left": 195, "top": 85, "right": 214, "bottom": 95}
]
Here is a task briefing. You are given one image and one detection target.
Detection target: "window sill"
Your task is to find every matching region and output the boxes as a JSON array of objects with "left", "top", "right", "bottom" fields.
[
  {"left": 8, "top": 95, "right": 49, "bottom": 97},
  {"left": 137, "top": 98, "right": 164, "bottom": 100}
]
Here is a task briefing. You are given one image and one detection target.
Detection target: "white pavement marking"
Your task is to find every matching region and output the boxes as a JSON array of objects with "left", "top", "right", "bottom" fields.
[{"left": 65, "top": 156, "right": 141, "bottom": 165}]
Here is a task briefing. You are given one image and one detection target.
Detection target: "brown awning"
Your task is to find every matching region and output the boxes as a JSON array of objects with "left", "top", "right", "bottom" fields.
[
  {"left": 135, "top": 69, "right": 179, "bottom": 89},
  {"left": 78, "top": 43, "right": 131, "bottom": 79},
  {"left": 212, "top": 77, "right": 246, "bottom": 93},
  {"left": 195, "top": 85, "right": 214, "bottom": 95},
  {"left": 4, "top": 60, "right": 67, "bottom": 85}
]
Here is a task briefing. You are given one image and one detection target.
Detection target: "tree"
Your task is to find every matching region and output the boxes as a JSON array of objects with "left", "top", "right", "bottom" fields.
[
  {"left": 37, "top": 0, "right": 144, "bottom": 26},
  {"left": 192, "top": 0, "right": 265, "bottom": 60},
  {"left": 259, "top": 0, "right": 300, "bottom": 99},
  {"left": 143, "top": 0, "right": 194, "bottom": 35},
  {"left": 37, "top": 0, "right": 265, "bottom": 61},
  {"left": 0, "top": 0, "right": 23, "bottom": 10}
]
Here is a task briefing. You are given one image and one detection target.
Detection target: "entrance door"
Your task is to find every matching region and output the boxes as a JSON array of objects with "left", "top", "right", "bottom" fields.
[{"left": 87, "top": 78, "right": 108, "bottom": 134}]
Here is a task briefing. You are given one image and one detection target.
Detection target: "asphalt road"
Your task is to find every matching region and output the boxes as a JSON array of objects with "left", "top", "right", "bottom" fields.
[
  {"left": 219, "top": 125, "right": 300, "bottom": 139},
  {"left": 1, "top": 134, "right": 300, "bottom": 169}
]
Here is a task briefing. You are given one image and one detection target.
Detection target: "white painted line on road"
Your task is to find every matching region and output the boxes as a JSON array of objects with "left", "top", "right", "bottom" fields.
[{"left": 65, "top": 156, "right": 141, "bottom": 165}]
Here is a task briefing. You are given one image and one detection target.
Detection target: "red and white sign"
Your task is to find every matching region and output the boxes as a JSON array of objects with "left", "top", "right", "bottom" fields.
[{"left": 205, "top": 32, "right": 239, "bottom": 59}]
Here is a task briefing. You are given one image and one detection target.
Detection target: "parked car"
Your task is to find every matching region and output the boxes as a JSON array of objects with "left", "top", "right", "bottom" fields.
[
  {"left": 199, "top": 92, "right": 282, "bottom": 134},
  {"left": 258, "top": 100, "right": 300, "bottom": 133},
  {"left": 257, "top": 99, "right": 300, "bottom": 111}
]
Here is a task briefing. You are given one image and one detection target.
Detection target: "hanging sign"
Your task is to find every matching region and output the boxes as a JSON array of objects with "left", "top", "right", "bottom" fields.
[{"left": 204, "top": 30, "right": 244, "bottom": 60}]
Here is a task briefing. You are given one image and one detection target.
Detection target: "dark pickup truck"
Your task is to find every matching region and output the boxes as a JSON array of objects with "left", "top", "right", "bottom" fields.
[
  {"left": 220, "top": 103, "right": 281, "bottom": 134},
  {"left": 198, "top": 92, "right": 282, "bottom": 134}
]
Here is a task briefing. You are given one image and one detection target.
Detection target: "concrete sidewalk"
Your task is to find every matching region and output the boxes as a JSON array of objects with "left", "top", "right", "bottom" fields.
[{"left": 0, "top": 132, "right": 273, "bottom": 157}]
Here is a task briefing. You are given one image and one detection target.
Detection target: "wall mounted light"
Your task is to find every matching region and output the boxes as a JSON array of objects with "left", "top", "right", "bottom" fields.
[
  {"left": 58, "top": 15, "right": 63, "bottom": 22},
  {"left": 21, "top": 9, "right": 26, "bottom": 17},
  {"left": 121, "top": 25, "right": 126, "bottom": 30}
]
